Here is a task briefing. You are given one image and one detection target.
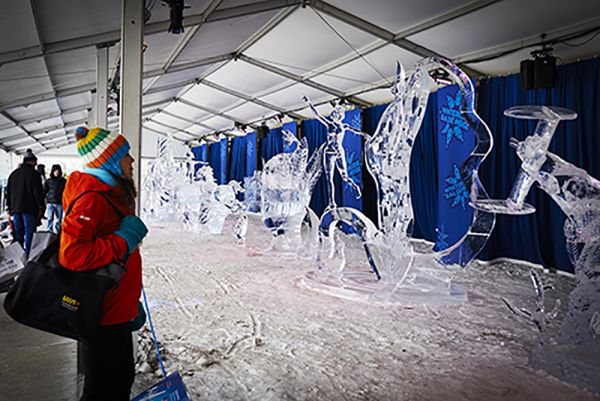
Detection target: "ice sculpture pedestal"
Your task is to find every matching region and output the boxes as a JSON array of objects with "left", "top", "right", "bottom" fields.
[
  {"left": 530, "top": 343, "right": 600, "bottom": 396},
  {"left": 303, "top": 250, "right": 468, "bottom": 305}
]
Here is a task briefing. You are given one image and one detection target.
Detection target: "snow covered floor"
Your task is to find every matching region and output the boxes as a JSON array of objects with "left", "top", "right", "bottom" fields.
[{"left": 133, "top": 216, "right": 600, "bottom": 401}]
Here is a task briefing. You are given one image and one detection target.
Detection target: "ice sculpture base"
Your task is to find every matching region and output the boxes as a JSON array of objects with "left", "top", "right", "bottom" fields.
[
  {"left": 530, "top": 343, "right": 600, "bottom": 396},
  {"left": 302, "top": 264, "right": 467, "bottom": 305}
]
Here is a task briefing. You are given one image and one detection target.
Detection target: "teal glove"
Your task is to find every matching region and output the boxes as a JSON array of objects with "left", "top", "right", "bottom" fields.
[{"left": 115, "top": 215, "right": 148, "bottom": 254}]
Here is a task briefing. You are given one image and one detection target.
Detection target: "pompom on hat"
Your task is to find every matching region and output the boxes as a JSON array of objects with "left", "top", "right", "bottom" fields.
[
  {"left": 74, "top": 126, "right": 131, "bottom": 176},
  {"left": 23, "top": 148, "right": 37, "bottom": 163}
]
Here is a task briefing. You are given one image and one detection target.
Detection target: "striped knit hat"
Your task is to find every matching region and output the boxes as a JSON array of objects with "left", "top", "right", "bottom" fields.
[{"left": 74, "top": 126, "right": 131, "bottom": 176}]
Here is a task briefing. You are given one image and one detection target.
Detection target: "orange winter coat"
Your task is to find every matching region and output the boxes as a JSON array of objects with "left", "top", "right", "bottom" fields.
[{"left": 59, "top": 171, "right": 142, "bottom": 326}]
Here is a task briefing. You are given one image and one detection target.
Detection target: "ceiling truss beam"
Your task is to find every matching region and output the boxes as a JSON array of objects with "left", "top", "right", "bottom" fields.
[
  {"left": 158, "top": 110, "right": 218, "bottom": 132},
  {"left": 309, "top": 0, "right": 483, "bottom": 77},
  {"left": 177, "top": 98, "right": 255, "bottom": 128},
  {"left": 239, "top": 54, "right": 371, "bottom": 107},
  {"left": 202, "top": 79, "right": 304, "bottom": 120},
  {"left": 0, "top": 0, "right": 302, "bottom": 67}
]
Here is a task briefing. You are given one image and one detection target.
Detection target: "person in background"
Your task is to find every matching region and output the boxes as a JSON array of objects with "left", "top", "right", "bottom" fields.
[
  {"left": 6, "top": 149, "right": 44, "bottom": 257},
  {"left": 43, "top": 164, "right": 67, "bottom": 233},
  {"left": 36, "top": 164, "right": 46, "bottom": 185},
  {"left": 60, "top": 126, "right": 148, "bottom": 401}
]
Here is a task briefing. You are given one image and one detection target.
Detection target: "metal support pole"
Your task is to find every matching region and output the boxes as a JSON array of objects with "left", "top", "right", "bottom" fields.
[
  {"left": 119, "top": 0, "right": 143, "bottom": 213},
  {"left": 95, "top": 46, "right": 109, "bottom": 128}
]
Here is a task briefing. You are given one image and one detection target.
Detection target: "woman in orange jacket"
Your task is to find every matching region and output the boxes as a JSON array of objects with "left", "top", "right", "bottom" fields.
[{"left": 60, "top": 126, "right": 148, "bottom": 401}]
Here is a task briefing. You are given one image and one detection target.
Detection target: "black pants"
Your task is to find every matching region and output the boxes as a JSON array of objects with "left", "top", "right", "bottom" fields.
[{"left": 80, "top": 323, "right": 135, "bottom": 401}]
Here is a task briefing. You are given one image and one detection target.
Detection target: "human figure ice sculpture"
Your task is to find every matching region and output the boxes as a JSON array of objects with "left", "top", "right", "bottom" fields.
[
  {"left": 303, "top": 58, "right": 496, "bottom": 303},
  {"left": 302, "top": 96, "right": 363, "bottom": 208},
  {"left": 260, "top": 130, "right": 321, "bottom": 255},
  {"left": 473, "top": 105, "right": 600, "bottom": 394}
]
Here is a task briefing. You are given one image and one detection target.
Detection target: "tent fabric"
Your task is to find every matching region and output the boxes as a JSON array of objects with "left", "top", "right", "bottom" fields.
[
  {"left": 477, "top": 57, "right": 600, "bottom": 272},
  {"left": 3, "top": 1, "right": 600, "bottom": 155}
]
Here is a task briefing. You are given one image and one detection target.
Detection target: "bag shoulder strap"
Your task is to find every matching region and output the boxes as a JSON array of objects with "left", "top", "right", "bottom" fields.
[{"left": 65, "top": 190, "right": 126, "bottom": 219}]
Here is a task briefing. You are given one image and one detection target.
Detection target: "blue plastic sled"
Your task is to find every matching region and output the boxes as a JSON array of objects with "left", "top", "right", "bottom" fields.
[{"left": 131, "top": 370, "right": 190, "bottom": 401}]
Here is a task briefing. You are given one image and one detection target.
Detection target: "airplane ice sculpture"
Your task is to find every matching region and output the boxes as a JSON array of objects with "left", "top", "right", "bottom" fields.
[
  {"left": 260, "top": 130, "right": 322, "bottom": 255},
  {"left": 302, "top": 58, "right": 496, "bottom": 304},
  {"left": 472, "top": 105, "right": 600, "bottom": 394}
]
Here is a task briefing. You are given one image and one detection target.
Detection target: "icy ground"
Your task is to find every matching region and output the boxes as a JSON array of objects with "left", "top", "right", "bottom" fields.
[{"left": 132, "top": 215, "right": 600, "bottom": 401}]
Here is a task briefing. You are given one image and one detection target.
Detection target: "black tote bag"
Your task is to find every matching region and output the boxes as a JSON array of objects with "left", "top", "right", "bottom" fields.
[{"left": 3, "top": 191, "right": 126, "bottom": 342}]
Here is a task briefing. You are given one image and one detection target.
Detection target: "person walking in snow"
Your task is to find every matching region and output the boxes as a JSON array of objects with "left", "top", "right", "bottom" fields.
[
  {"left": 60, "top": 126, "right": 148, "bottom": 401},
  {"left": 43, "top": 164, "right": 66, "bottom": 233},
  {"left": 6, "top": 149, "right": 44, "bottom": 256}
]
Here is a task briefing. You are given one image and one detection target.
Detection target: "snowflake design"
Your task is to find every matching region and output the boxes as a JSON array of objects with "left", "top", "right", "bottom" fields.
[
  {"left": 246, "top": 140, "right": 254, "bottom": 158},
  {"left": 346, "top": 112, "right": 362, "bottom": 130},
  {"left": 434, "top": 225, "right": 450, "bottom": 251},
  {"left": 440, "top": 90, "right": 469, "bottom": 148},
  {"left": 345, "top": 150, "right": 362, "bottom": 186},
  {"left": 444, "top": 164, "right": 469, "bottom": 210}
]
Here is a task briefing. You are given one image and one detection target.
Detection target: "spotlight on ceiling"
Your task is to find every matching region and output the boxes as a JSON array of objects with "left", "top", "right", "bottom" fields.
[{"left": 163, "top": 0, "right": 185, "bottom": 34}]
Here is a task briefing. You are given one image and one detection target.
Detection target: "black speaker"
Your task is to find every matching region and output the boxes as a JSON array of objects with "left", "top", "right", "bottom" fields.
[
  {"left": 520, "top": 56, "right": 556, "bottom": 90},
  {"left": 534, "top": 56, "right": 556, "bottom": 88},
  {"left": 520, "top": 59, "right": 535, "bottom": 90}
]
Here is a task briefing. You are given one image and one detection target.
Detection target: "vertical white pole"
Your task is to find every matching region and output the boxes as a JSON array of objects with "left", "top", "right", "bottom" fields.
[
  {"left": 95, "top": 45, "right": 109, "bottom": 128},
  {"left": 120, "top": 0, "right": 143, "bottom": 214}
]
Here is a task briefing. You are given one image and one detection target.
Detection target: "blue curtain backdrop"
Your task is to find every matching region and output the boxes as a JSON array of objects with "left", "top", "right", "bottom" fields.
[
  {"left": 436, "top": 83, "right": 477, "bottom": 258},
  {"left": 341, "top": 109, "right": 363, "bottom": 211},
  {"left": 303, "top": 119, "right": 329, "bottom": 216},
  {"left": 190, "top": 144, "right": 207, "bottom": 174},
  {"left": 477, "top": 57, "right": 600, "bottom": 272},
  {"left": 361, "top": 104, "right": 387, "bottom": 226},
  {"left": 228, "top": 136, "right": 248, "bottom": 183},
  {"left": 261, "top": 122, "right": 297, "bottom": 163},
  {"left": 228, "top": 132, "right": 257, "bottom": 185},
  {"left": 209, "top": 138, "right": 228, "bottom": 184},
  {"left": 245, "top": 132, "right": 257, "bottom": 177}
]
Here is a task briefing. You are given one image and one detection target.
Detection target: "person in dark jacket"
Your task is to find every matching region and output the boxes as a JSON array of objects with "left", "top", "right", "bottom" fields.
[
  {"left": 43, "top": 164, "right": 67, "bottom": 233},
  {"left": 6, "top": 149, "right": 44, "bottom": 256},
  {"left": 37, "top": 164, "right": 46, "bottom": 186}
]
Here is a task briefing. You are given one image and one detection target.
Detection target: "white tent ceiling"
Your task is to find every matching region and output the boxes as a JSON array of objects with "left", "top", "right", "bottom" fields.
[{"left": 1, "top": 0, "right": 599, "bottom": 155}]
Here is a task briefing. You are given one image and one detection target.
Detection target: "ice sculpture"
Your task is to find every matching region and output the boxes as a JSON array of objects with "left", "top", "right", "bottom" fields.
[
  {"left": 302, "top": 96, "right": 363, "bottom": 208},
  {"left": 141, "top": 135, "right": 185, "bottom": 225},
  {"left": 303, "top": 58, "right": 496, "bottom": 304},
  {"left": 242, "top": 171, "right": 262, "bottom": 213},
  {"left": 472, "top": 105, "right": 600, "bottom": 394},
  {"left": 501, "top": 269, "right": 561, "bottom": 350},
  {"left": 260, "top": 130, "right": 321, "bottom": 255},
  {"left": 141, "top": 135, "right": 242, "bottom": 236}
]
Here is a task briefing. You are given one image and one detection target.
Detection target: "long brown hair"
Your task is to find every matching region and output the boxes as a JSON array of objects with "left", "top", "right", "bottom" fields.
[{"left": 113, "top": 174, "right": 137, "bottom": 210}]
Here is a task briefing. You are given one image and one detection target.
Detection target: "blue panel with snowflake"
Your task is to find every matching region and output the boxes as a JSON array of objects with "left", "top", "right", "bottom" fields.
[
  {"left": 209, "top": 138, "right": 228, "bottom": 184},
  {"left": 245, "top": 131, "right": 257, "bottom": 177},
  {"left": 436, "top": 84, "right": 475, "bottom": 260},
  {"left": 341, "top": 108, "right": 363, "bottom": 211},
  {"left": 282, "top": 121, "right": 297, "bottom": 153}
]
